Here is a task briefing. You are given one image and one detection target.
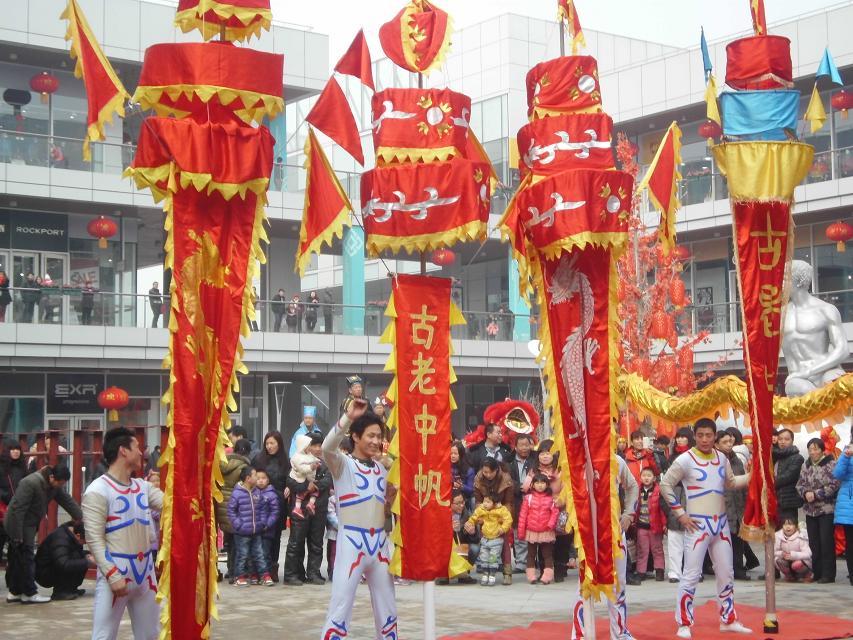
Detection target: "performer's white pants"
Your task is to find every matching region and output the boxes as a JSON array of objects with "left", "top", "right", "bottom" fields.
[
  {"left": 320, "top": 525, "right": 397, "bottom": 640},
  {"left": 91, "top": 574, "right": 160, "bottom": 640},
  {"left": 571, "top": 532, "right": 633, "bottom": 640},
  {"left": 675, "top": 516, "right": 737, "bottom": 628},
  {"left": 667, "top": 529, "right": 685, "bottom": 581}
]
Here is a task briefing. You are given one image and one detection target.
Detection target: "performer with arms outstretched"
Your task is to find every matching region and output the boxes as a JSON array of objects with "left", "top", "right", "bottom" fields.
[
  {"left": 320, "top": 399, "right": 397, "bottom": 640},
  {"left": 660, "top": 418, "right": 752, "bottom": 639}
]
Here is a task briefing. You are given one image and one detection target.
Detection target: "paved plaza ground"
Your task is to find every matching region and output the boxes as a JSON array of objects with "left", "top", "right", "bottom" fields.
[{"left": 3, "top": 552, "right": 852, "bottom": 639}]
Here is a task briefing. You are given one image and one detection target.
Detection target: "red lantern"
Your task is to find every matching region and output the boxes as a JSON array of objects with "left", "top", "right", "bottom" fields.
[
  {"left": 697, "top": 119, "right": 722, "bottom": 142},
  {"left": 99, "top": 386, "right": 129, "bottom": 422},
  {"left": 826, "top": 220, "right": 853, "bottom": 252},
  {"left": 669, "top": 277, "right": 687, "bottom": 308},
  {"left": 678, "top": 346, "right": 694, "bottom": 371},
  {"left": 430, "top": 248, "right": 456, "bottom": 266},
  {"left": 677, "top": 372, "right": 694, "bottom": 395},
  {"left": 831, "top": 89, "right": 853, "bottom": 118},
  {"left": 672, "top": 244, "right": 691, "bottom": 262},
  {"left": 650, "top": 309, "right": 670, "bottom": 339},
  {"left": 30, "top": 71, "right": 59, "bottom": 104},
  {"left": 660, "top": 357, "right": 678, "bottom": 390},
  {"left": 633, "top": 357, "right": 652, "bottom": 380},
  {"left": 87, "top": 216, "right": 118, "bottom": 249}
]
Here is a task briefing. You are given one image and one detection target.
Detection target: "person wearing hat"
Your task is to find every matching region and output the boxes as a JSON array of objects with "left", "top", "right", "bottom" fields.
[
  {"left": 339, "top": 375, "right": 365, "bottom": 416},
  {"left": 289, "top": 406, "right": 322, "bottom": 458}
]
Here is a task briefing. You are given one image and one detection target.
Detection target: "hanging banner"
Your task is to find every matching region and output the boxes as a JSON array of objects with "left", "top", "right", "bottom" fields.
[
  {"left": 381, "top": 274, "right": 469, "bottom": 580},
  {"left": 378, "top": 0, "right": 452, "bottom": 75},
  {"left": 372, "top": 88, "right": 471, "bottom": 164},
  {"left": 361, "top": 158, "right": 490, "bottom": 256},
  {"left": 526, "top": 56, "right": 602, "bottom": 119},
  {"left": 517, "top": 113, "right": 613, "bottom": 179},
  {"left": 714, "top": 140, "right": 813, "bottom": 538}
]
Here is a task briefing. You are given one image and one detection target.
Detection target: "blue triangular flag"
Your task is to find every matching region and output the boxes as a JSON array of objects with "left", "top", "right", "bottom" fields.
[
  {"left": 700, "top": 27, "right": 713, "bottom": 77},
  {"left": 816, "top": 47, "right": 843, "bottom": 86}
]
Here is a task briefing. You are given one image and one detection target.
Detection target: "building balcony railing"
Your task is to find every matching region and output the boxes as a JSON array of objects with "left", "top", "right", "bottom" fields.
[{"left": 3, "top": 287, "right": 852, "bottom": 347}]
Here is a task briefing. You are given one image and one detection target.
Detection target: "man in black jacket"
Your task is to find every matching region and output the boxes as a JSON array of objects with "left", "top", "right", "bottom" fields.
[
  {"left": 283, "top": 433, "right": 332, "bottom": 585},
  {"left": 773, "top": 428, "right": 805, "bottom": 524},
  {"left": 507, "top": 434, "right": 534, "bottom": 572},
  {"left": 467, "top": 424, "right": 513, "bottom": 472},
  {"left": 35, "top": 521, "right": 93, "bottom": 600},
  {"left": 3, "top": 464, "right": 83, "bottom": 603}
]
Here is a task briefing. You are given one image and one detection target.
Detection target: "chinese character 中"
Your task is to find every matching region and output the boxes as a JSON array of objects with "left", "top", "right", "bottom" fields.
[{"left": 414, "top": 404, "right": 437, "bottom": 454}]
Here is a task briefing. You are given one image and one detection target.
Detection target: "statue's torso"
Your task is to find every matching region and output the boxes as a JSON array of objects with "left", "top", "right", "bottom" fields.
[{"left": 783, "top": 300, "right": 835, "bottom": 372}]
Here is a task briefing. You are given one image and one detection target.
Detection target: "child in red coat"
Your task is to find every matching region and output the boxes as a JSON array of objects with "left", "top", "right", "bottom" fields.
[
  {"left": 518, "top": 473, "right": 560, "bottom": 585},
  {"left": 635, "top": 467, "right": 666, "bottom": 581}
]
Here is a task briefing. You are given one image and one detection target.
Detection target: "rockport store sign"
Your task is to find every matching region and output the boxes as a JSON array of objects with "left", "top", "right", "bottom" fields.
[{"left": 0, "top": 211, "right": 69, "bottom": 252}]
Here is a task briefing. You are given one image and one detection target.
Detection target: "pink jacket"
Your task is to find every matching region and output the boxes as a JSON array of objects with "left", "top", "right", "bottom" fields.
[
  {"left": 518, "top": 490, "right": 559, "bottom": 539},
  {"left": 774, "top": 529, "right": 812, "bottom": 563}
]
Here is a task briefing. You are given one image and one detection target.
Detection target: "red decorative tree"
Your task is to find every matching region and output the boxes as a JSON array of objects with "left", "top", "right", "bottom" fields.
[{"left": 615, "top": 132, "right": 723, "bottom": 437}]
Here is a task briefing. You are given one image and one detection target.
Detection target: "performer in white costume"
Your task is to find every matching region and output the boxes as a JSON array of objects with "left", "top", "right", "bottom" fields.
[
  {"left": 571, "top": 455, "right": 639, "bottom": 640},
  {"left": 320, "top": 401, "right": 397, "bottom": 640},
  {"left": 660, "top": 419, "right": 752, "bottom": 639},
  {"left": 82, "top": 427, "right": 163, "bottom": 640}
]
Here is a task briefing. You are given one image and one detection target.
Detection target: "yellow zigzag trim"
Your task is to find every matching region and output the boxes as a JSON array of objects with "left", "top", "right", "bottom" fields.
[
  {"left": 366, "top": 219, "right": 486, "bottom": 258},
  {"left": 375, "top": 146, "right": 461, "bottom": 166},
  {"left": 131, "top": 167, "right": 268, "bottom": 640},
  {"left": 174, "top": 0, "right": 272, "bottom": 42},
  {"left": 124, "top": 164, "right": 270, "bottom": 204},
  {"left": 622, "top": 372, "right": 853, "bottom": 430},
  {"left": 381, "top": 291, "right": 471, "bottom": 578},
  {"left": 132, "top": 85, "right": 283, "bottom": 126}
]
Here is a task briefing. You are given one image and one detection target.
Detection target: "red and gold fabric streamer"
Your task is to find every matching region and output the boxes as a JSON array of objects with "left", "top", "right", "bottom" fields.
[
  {"left": 526, "top": 56, "right": 602, "bottom": 119},
  {"left": 174, "top": 0, "right": 271, "bottom": 41},
  {"left": 638, "top": 121, "right": 682, "bottom": 256},
  {"left": 362, "top": 159, "right": 490, "bottom": 256},
  {"left": 372, "top": 88, "right": 472, "bottom": 165},
  {"left": 306, "top": 77, "right": 364, "bottom": 166},
  {"left": 295, "top": 128, "right": 353, "bottom": 276},
  {"left": 379, "top": 0, "right": 452, "bottom": 75},
  {"left": 380, "top": 274, "right": 470, "bottom": 580},
  {"left": 713, "top": 140, "right": 814, "bottom": 539},
  {"left": 126, "top": 31, "right": 281, "bottom": 639},
  {"left": 61, "top": 0, "right": 130, "bottom": 161},
  {"left": 335, "top": 29, "right": 375, "bottom": 91},
  {"left": 557, "top": 0, "right": 586, "bottom": 54},
  {"left": 750, "top": 0, "right": 767, "bottom": 36}
]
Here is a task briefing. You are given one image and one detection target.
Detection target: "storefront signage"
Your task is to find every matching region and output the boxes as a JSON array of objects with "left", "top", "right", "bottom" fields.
[
  {"left": 5, "top": 211, "right": 69, "bottom": 252},
  {"left": 0, "top": 211, "right": 9, "bottom": 247},
  {"left": 47, "top": 373, "right": 104, "bottom": 414}
]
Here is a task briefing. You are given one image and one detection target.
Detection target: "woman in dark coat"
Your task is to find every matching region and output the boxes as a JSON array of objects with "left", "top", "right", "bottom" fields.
[
  {"left": 0, "top": 440, "right": 27, "bottom": 562},
  {"left": 0, "top": 271, "right": 11, "bottom": 322},
  {"left": 252, "top": 431, "right": 290, "bottom": 580}
]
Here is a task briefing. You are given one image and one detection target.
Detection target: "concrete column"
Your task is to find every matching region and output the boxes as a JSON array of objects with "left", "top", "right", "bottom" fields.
[
  {"left": 508, "top": 248, "right": 530, "bottom": 342},
  {"left": 342, "top": 226, "right": 365, "bottom": 335}
]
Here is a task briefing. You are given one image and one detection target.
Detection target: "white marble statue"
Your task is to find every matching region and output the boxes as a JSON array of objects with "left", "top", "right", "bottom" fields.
[{"left": 782, "top": 260, "right": 849, "bottom": 397}]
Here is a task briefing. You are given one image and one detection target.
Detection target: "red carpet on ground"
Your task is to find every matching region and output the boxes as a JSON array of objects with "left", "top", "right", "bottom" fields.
[{"left": 441, "top": 601, "right": 853, "bottom": 639}]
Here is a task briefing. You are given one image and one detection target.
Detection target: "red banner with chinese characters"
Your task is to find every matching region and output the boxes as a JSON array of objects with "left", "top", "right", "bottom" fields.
[
  {"left": 379, "top": 0, "right": 451, "bottom": 75},
  {"left": 362, "top": 158, "right": 490, "bottom": 256},
  {"left": 372, "top": 88, "right": 471, "bottom": 164},
  {"left": 517, "top": 113, "right": 613, "bottom": 179},
  {"left": 733, "top": 200, "right": 791, "bottom": 535},
  {"left": 382, "top": 275, "right": 469, "bottom": 580},
  {"left": 540, "top": 245, "right": 620, "bottom": 593},
  {"left": 526, "top": 56, "right": 602, "bottom": 119}
]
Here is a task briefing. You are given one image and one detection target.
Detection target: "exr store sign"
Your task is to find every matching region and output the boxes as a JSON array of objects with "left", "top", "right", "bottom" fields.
[{"left": 47, "top": 373, "right": 104, "bottom": 414}]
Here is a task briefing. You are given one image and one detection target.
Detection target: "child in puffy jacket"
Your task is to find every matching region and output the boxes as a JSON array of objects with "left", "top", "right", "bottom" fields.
[
  {"left": 635, "top": 467, "right": 666, "bottom": 581},
  {"left": 464, "top": 493, "right": 512, "bottom": 586},
  {"left": 227, "top": 466, "right": 269, "bottom": 586},
  {"left": 518, "top": 473, "right": 560, "bottom": 585},
  {"left": 774, "top": 516, "right": 813, "bottom": 582},
  {"left": 255, "top": 469, "right": 280, "bottom": 585}
]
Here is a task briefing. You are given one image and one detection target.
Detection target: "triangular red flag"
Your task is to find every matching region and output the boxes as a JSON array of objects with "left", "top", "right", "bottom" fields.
[
  {"left": 295, "top": 128, "right": 353, "bottom": 276},
  {"left": 306, "top": 77, "right": 364, "bottom": 166},
  {"left": 335, "top": 29, "right": 375, "bottom": 91},
  {"left": 638, "top": 121, "right": 682, "bottom": 255}
]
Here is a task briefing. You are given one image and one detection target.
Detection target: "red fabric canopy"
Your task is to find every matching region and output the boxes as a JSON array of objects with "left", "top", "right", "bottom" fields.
[{"left": 726, "top": 36, "right": 793, "bottom": 90}]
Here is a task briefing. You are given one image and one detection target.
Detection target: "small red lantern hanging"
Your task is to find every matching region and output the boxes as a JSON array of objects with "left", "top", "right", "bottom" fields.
[
  {"left": 650, "top": 309, "right": 670, "bottom": 340},
  {"left": 678, "top": 346, "right": 695, "bottom": 371},
  {"left": 430, "top": 248, "right": 456, "bottom": 266},
  {"left": 30, "top": 71, "right": 59, "bottom": 104},
  {"left": 826, "top": 220, "right": 853, "bottom": 252},
  {"left": 99, "top": 386, "right": 129, "bottom": 422},
  {"left": 669, "top": 277, "right": 687, "bottom": 309},
  {"left": 87, "top": 216, "right": 118, "bottom": 249},
  {"left": 660, "top": 357, "right": 678, "bottom": 390},
  {"left": 831, "top": 89, "right": 853, "bottom": 118},
  {"left": 697, "top": 119, "right": 722, "bottom": 143}
]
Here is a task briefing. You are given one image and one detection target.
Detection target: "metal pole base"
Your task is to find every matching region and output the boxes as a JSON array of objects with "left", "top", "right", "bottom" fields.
[{"left": 763, "top": 614, "right": 779, "bottom": 634}]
